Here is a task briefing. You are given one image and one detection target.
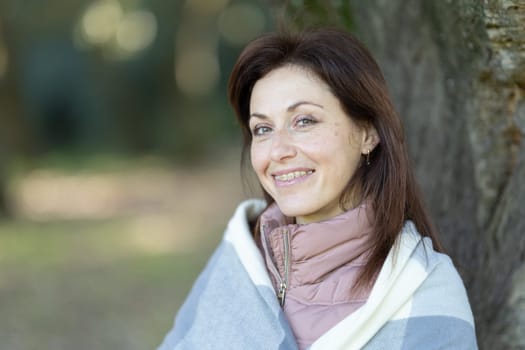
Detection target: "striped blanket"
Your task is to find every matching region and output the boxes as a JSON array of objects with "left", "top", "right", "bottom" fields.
[{"left": 158, "top": 199, "right": 477, "bottom": 350}]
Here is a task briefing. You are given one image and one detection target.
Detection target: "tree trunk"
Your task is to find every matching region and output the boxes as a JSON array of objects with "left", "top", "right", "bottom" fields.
[{"left": 350, "top": 0, "right": 525, "bottom": 348}]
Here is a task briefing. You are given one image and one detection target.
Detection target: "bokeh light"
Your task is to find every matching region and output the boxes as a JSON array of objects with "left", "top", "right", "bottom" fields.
[
  {"left": 115, "top": 10, "right": 157, "bottom": 54},
  {"left": 75, "top": 0, "right": 158, "bottom": 59},
  {"left": 81, "top": 0, "right": 123, "bottom": 45}
]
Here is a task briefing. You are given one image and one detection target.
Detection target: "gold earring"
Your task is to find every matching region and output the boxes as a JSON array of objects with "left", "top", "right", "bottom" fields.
[{"left": 366, "top": 149, "right": 370, "bottom": 166}]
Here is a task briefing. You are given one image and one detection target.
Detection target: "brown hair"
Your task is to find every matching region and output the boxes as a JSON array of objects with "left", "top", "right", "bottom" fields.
[{"left": 227, "top": 28, "right": 443, "bottom": 287}]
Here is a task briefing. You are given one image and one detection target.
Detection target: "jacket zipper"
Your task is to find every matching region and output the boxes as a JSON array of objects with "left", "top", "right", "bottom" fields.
[
  {"left": 262, "top": 225, "right": 291, "bottom": 307},
  {"left": 279, "top": 228, "right": 291, "bottom": 306}
]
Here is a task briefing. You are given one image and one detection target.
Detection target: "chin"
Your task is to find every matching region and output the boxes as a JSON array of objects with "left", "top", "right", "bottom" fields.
[{"left": 275, "top": 201, "right": 316, "bottom": 219}]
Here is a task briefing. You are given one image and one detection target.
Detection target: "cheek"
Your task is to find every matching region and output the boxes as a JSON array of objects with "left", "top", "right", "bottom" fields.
[{"left": 250, "top": 144, "right": 266, "bottom": 176}]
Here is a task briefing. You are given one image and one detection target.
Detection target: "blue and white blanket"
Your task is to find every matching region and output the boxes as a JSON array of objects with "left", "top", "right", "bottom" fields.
[{"left": 158, "top": 199, "right": 477, "bottom": 350}]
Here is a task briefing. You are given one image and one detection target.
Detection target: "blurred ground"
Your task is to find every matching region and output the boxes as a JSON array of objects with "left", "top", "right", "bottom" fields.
[{"left": 0, "top": 151, "right": 251, "bottom": 350}]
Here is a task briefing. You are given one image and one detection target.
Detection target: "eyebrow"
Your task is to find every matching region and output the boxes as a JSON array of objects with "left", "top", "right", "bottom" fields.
[
  {"left": 287, "top": 101, "right": 324, "bottom": 111},
  {"left": 250, "top": 101, "right": 324, "bottom": 120}
]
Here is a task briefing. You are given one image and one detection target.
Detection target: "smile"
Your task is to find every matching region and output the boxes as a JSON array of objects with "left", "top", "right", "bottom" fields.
[{"left": 273, "top": 170, "right": 314, "bottom": 182}]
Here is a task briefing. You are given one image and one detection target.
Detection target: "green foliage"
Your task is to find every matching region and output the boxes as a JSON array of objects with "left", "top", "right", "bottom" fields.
[{"left": 271, "top": 0, "right": 353, "bottom": 31}]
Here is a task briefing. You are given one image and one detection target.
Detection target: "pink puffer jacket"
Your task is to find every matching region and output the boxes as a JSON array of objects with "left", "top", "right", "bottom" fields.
[{"left": 259, "top": 202, "right": 375, "bottom": 350}]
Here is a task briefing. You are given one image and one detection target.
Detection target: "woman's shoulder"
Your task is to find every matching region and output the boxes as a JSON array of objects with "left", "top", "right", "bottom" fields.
[
  {"left": 224, "top": 199, "right": 266, "bottom": 239},
  {"left": 399, "top": 221, "right": 475, "bottom": 326},
  {"left": 399, "top": 221, "right": 458, "bottom": 271},
  {"left": 228, "top": 199, "right": 267, "bottom": 224},
  {"left": 309, "top": 220, "right": 477, "bottom": 350}
]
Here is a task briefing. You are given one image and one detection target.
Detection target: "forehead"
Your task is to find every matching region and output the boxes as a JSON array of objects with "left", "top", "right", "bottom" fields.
[{"left": 250, "top": 65, "right": 333, "bottom": 109}]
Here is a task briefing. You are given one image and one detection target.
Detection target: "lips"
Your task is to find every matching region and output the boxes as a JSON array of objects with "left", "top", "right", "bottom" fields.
[{"left": 272, "top": 169, "right": 314, "bottom": 182}]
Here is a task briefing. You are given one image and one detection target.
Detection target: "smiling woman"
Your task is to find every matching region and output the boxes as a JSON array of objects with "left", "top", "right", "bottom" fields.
[
  {"left": 157, "top": 28, "right": 478, "bottom": 350},
  {"left": 249, "top": 65, "right": 378, "bottom": 224}
]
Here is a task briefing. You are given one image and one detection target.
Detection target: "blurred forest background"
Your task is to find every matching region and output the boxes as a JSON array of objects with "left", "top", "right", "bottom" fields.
[
  {"left": 0, "top": 0, "right": 524, "bottom": 349},
  {"left": 0, "top": 0, "right": 269, "bottom": 348}
]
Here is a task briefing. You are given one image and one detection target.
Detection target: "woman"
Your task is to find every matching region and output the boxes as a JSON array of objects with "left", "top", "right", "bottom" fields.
[{"left": 158, "top": 28, "right": 477, "bottom": 350}]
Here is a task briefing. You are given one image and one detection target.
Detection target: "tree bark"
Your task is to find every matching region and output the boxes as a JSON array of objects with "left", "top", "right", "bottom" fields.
[{"left": 350, "top": 0, "right": 525, "bottom": 348}]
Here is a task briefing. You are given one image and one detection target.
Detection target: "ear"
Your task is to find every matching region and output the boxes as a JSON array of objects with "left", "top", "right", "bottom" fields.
[{"left": 361, "top": 124, "right": 379, "bottom": 155}]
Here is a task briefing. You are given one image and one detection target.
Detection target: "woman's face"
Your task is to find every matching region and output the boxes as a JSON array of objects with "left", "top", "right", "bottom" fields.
[{"left": 249, "top": 65, "right": 376, "bottom": 224}]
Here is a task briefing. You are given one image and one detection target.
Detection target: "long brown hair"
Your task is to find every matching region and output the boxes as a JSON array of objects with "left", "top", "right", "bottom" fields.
[{"left": 227, "top": 28, "right": 443, "bottom": 287}]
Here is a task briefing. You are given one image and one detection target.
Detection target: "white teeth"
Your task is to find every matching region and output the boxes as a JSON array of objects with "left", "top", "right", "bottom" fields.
[{"left": 275, "top": 170, "right": 313, "bottom": 182}]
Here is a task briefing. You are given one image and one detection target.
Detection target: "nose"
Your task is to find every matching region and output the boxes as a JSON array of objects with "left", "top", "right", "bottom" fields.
[{"left": 270, "top": 129, "right": 297, "bottom": 162}]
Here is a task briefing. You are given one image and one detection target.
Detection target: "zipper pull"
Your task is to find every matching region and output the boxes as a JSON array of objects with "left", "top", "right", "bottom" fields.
[{"left": 278, "top": 281, "right": 287, "bottom": 306}]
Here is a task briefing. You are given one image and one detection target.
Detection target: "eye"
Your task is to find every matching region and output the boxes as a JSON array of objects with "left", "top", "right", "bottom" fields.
[
  {"left": 296, "top": 115, "right": 316, "bottom": 127},
  {"left": 252, "top": 125, "right": 272, "bottom": 136}
]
